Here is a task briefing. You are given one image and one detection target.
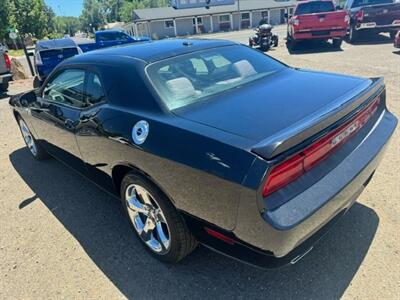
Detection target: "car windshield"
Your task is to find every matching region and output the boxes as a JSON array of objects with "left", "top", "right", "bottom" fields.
[
  {"left": 351, "top": 0, "right": 393, "bottom": 7},
  {"left": 295, "top": 1, "right": 335, "bottom": 14},
  {"left": 146, "top": 45, "right": 285, "bottom": 110}
]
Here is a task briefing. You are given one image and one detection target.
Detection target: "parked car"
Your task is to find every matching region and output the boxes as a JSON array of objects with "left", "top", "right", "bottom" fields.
[
  {"left": 286, "top": 0, "right": 349, "bottom": 50},
  {"left": 0, "top": 50, "right": 12, "bottom": 92},
  {"left": 33, "top": 31, "right": 150, "bottom": 88},
  {"left": 33, "top": 38, "right": 83, "bottom": 88},
  {"left": 78, "top": 30, "right": 150, "bottom": 52},
  {"left": 394, "top": 30, "right": 400, "bottom": 47},
  {"left": 345, "top": 0, "right": 400, "bottom": 42},
  {"left": 9, "top": 39, "right": 397, "bottom": 268},
  {"left": 0, "top": 43, "right": 9, "bottom": 52}
]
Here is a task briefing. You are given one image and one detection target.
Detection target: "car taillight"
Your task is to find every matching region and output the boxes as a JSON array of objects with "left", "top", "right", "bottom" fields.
[
  {"left": 3, "top": 52, "right": 11, "bottom": 70},
  {"left": 262, "top": 154, "right": 304, "bottom": 197},
  {"left": 344, "top": 14, "right": 350, "bottom": 23},
  {"left": 262, "top": 94, "right": 382, "bottom": 198},
  {"left": 355, "top": 10, "right": 364, "bottom": 21},
  {"left": 293, "top": 18, "right": 300, "bottom": 26}
]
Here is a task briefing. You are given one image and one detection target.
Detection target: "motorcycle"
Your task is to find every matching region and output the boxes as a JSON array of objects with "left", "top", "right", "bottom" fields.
[{"left": 248, "top": 24, "right": 279, "bottom": 51}]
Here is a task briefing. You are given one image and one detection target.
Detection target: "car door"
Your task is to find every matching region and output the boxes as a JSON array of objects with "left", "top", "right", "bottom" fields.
[
  {"left": 30, "top": 68, "right": 88, "bottom": 174},
  {"left": 74, "top": 71, "right": 116, "bottom": 193}
]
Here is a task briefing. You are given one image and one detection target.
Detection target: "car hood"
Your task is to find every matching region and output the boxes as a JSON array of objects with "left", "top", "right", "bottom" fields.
[{"left": 175, "top": 68, "right": 372, "bottom": 156}]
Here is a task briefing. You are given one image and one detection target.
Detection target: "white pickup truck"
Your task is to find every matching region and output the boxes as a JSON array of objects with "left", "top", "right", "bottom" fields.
[{"left": 0, "top": 50, "right": 12, "bottom": 92}]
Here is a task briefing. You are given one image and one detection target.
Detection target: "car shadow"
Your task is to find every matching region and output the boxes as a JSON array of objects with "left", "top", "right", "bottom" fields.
[
  {"left": 346, "top": 33, "right": 394, "bottom": 45},
  {"left": 287, "top": 40, "right": 344, "bottom": 55},
  {"left": 10, "top": 147, "right": 379, "bottom": 299}
]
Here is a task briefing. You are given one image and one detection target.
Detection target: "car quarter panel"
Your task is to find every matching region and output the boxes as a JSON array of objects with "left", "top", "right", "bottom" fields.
[{"left": 234, "top": 108, "right": 397, "bottom": 257}]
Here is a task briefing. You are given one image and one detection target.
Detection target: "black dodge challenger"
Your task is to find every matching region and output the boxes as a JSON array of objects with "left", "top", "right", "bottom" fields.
[{"left": 9, "top": 39, "right": 397, "bottom": 268}]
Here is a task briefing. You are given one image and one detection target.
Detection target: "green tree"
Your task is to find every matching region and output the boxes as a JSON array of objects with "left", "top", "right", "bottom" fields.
[
  {"left": 54, "top": 16, "right": 82, "bottom": 36},
  {"left": 8, "top": 0, "right": 54, "bottom": 39},
  {"left": 80, "top": 0, "right": 107, "bottom": 32},
  {"left": 0, "top": 0, "right": 11, "bottom": 40},
  {"left": 119, "top": 1, "right": 146, "bottom": 23}
]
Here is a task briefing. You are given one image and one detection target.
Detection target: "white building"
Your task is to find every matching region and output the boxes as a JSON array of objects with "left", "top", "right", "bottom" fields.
[{"left": 124, "top": 0, "right": 296, "bottom": 39}]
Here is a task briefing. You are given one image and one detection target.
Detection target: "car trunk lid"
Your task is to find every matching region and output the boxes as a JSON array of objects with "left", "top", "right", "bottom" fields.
[{"left": 175, "top": 68, "right": 384, "bottom": 159}]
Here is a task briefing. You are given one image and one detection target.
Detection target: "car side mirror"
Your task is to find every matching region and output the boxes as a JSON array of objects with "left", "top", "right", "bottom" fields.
[
  {"left": 20, "top": 91, "right": 37, "bottom": 107},
  {"left": 336, "top": 5, "right": 341, "bottom": 10}
]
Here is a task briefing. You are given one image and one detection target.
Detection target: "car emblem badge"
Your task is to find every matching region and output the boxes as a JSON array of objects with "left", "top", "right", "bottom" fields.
[
  {"left": 383, "top": 9, "right": 388, "bottom": 13},
  {"left": 132, "top": 120, "right": 149, "bottom": 145},
  {"left": 331, "top": 121, "right": 359, "bottom": 147},
  {"left": 58, "top": 54, "right": 63, "bottom": 59},
  {"left": 319, "top": 17, "right": 324, "bottom": 22}
]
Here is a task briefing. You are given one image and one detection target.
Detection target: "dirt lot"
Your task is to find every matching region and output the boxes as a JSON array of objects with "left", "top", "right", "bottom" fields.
[{"left": 1, "top": 28, "right": 399, "bottom": 299}]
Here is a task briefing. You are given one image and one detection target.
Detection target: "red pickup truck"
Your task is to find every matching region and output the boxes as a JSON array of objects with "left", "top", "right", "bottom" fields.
[{"left": 286, "top": 0, "right": 349, "bottom": 50}]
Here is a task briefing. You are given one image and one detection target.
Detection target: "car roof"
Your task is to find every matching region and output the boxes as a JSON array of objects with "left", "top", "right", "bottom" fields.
[
  {"left": 72, "top": 38, "right": 237, "bottom": 64},
  {"left": 36, "top": 38, "right": 78, "bottom": 51}
]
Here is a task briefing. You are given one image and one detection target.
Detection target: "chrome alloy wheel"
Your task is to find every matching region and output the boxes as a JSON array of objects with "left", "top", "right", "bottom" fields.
[
  {"left": 19, "top": 120, "right": 37, "bottom": 156},
  {"left": 125, "top": 184, "right": 171, "bottom": 254}
]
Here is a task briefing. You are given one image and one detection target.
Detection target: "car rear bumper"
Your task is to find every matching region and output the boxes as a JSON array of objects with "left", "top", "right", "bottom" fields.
[
  {"left": 293, "top": 29, "right": 347, "bottom": 40},
  {"left": 231, "top": 109, "right": 397, "bottom": 267},
  {"left": 356, "top": 20, "right": 400, "bottom": 31}
]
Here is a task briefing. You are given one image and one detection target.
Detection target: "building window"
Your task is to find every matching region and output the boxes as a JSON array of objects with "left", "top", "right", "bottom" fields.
[
  {"left": 192, "top": 17, "right": 203, "bottom": 25},
  {"left": 261, "top": 11, "right": 269, "bottom": 19},
  {"left": 241, "top": 12, "right": 250, "bottom": 20},
  {"left": 164, "top": 20, "right": 174, "bottom": 28},
  {"left": 218, "top": 14, "right": 230, "bottom": 23}
]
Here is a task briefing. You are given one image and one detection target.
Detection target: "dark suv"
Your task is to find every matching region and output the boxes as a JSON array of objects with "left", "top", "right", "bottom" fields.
[{"left": 345, "top": 0, "right": 400, "bottom": 42}]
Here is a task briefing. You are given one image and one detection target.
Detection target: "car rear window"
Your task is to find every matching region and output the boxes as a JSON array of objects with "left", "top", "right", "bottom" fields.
[
  {"left": 39, "top": 48, "right": 79, "bottom": 59},
  {"left": 351, "top": 0, "right": 394, "bottom": 7},
  {"left": 295, "top": 1, "right": 335, "bottom": 15},
  {"left": 146, "top": 45, "right": 285, "bottom": 110}
]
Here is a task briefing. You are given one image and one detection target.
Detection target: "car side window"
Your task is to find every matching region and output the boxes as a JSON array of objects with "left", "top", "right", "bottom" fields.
[
  {"left": 98, "top": 33, "right": 111, "bottom": 41},
  {"left": 86, "top": 72, "right": 106, "bottom": 105},
  {"left": 43, "top": 69, "right": 86, "bottom": 108}
]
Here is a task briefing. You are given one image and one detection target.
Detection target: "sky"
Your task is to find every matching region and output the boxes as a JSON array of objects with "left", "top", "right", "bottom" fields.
[{"left": 45, "top": 0, "right": 83, "bottom": 17}]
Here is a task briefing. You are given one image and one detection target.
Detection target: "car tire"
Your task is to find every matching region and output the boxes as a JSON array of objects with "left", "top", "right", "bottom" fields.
[
  {"left": 273, "top": 37, "right": 279, "bottom": 47},
  {"left": 121, "top": 172, "right": 198, "bottom": 263},
  {"left": 332, "top": 38, "right": 343, "bottom": 49},
  {"left": 0, "top": 80, "right": 9, "bottom": 92},
  {"left": 17, "top": 116, "right": 49, "bottom": 160},
  {"left": 287, "top": 37, "right": 297, "bottom": 51},
  {"left": 348, "top": 26, "right": 358, "bottom": 43}
]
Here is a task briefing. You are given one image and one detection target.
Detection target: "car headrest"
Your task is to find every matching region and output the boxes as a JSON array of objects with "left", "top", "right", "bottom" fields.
[
  {"left": 233, "top": 60, "right": 257, "bottom": 78},
  {"left": 165, "top": 77, "right": 196, "bottom": 100}
]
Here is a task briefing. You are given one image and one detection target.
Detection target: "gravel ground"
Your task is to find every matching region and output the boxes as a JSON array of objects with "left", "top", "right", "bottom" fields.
[{"left": 0, "top": 27, "right": 399, "bottom": 299}]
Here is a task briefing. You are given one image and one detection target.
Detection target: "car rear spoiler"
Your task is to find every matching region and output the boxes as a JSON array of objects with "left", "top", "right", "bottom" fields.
[{"left": 251, "top": 76, "right": 385, "bottom": 160}]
